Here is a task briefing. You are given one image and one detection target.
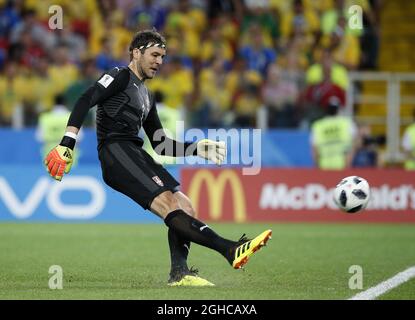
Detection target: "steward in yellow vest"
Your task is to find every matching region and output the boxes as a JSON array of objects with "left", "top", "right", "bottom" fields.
[
  {"left": 143, "top": 91, "right": 181, "bottom": 165},
  {"left": 402, "top": 121, "right": 415, "bottom": 170},
  {"left": 37, "top": 95, "right": 80, "bottom": 164},
  {"left": 311, "top": 98, "right": 356, "bottom": 169}
]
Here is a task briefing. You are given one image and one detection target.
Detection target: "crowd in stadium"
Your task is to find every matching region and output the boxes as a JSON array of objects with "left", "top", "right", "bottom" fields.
[{"left": 0, "top": 0, "right": 380, "bottom": 129}]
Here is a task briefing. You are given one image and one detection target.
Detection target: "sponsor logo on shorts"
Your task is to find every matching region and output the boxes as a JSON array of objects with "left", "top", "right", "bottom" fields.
[{"left": 152, "top": 176, "right": 164, "bottom": 187}]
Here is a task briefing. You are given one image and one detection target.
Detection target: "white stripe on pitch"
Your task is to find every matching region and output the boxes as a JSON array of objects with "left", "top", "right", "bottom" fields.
[{"left": 349, "top": 266, "right": 415, "bottom": 300}]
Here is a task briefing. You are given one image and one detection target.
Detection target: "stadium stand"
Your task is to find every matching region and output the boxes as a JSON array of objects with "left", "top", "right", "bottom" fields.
[{"left": 0, "top": 0, "right": 384, "bottom": 129}]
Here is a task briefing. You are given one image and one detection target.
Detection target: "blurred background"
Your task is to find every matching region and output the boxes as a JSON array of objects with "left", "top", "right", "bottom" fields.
[
  {"left": 0, "top": 0, "right": 415, "bottom": 223},
  {"left": 2, "top": 1, "right": 415, "bottom": 301}
]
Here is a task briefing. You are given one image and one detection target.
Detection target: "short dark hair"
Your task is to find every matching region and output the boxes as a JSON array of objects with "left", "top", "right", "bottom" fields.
[
  {"left": 326, "top": 96, "right": 341, "bottom": 116},
  {"left": 129, "top": 29, "right": 166, "bottom": 60},
  {"left": 54, "top": 94, "right": 66, "bottom": 106}
]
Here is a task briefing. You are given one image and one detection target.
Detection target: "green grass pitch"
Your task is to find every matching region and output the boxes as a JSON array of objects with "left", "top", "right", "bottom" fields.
[{"left": 0, "top": 222, "right": 414, "bottom": 300}]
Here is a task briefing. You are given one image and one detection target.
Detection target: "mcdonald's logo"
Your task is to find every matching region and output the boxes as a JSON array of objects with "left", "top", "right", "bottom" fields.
[{"left": 187, "top": 169, "right": 247, "bottom": 223}]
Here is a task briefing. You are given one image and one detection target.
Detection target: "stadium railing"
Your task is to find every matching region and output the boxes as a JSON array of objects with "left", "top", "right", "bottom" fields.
[{"left": 345, "top": 71, "right": 415, "bottom": 164}]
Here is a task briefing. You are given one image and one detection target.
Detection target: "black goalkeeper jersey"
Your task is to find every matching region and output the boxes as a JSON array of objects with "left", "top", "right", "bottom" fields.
[{"left": 67, "top": 66, "right": 195, "bottom": 156}]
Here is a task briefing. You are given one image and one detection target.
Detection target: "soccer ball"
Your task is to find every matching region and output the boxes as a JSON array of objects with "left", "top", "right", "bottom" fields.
[{"left": 333, "top": 176, "right": 370, "bottom": 213}]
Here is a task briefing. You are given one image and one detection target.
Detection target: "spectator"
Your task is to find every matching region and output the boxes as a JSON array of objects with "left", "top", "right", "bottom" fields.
[
  {"left": 239, "top": 23, "right": 277, "bottom": 77},
  {"left": 8, "top": 27, "right": 45, "bottom": 68},
  {"left": 197, "top": 56, "right": 234, "bottom": 127},
  {"left": 164, "top": 0, "right": 206, "bottom": 59},
  {"left": 103, "top": 13, "right": 132, "bottom": 62},
  {"left": 48, "top": 44, "right": 79, "bottom": 95},
  {"left": 301, "top": 49, "right": 346, "bottom": 126},
  {"left": 64, "top": 58, "right": 98, "bottom": 126},
  {"left": 359, "top": 0, "right": 380, "bottom": 70},
  {"left": 321, "top": 0, "right": 372, "bottom": 37},
  {"left": 162, "top": 37, "right": 193, "bottom": 69},
  {"left": 232, "top": 70, "right": 263, "bottom": 127},
  {"left": 10, "top": 8, "right": 54, "bottom": 51},
  {"left": 95, "top": 36, "right": 124, "bottom": 71},
  {"left": 352, "top": 124, "right": 380, "bottom": 167},
  {"left": 329, "top": 16, "right": 361, "bottom": 70},
  {"left": 306, "top": 48, "right": 349, "bottom": 90},
  {"left": 200, "top": 25, "right": 234, "bottom": 66},
  {"left": 0, "top": 61, "right": 18, "bottom": 125},
  {"left": 213, "top": 12, "right": 240, "bottom": 49},
  {"left": 32, "top": 56, "right": 55, "bottom": 111},
  {"left": 146, "top": 55, "right": 194, "bottom": 111},
  {"left": 262, "top": 64, "right": 299, "bottom": 128},
  {"left": 52, "top": 21, "right": 87, "bottom": 64},
  {"left": 89, "top": 7, "right": 131, "bottom": 61},
  {"left": 207, "top": 0, "right": 243, "bottom": 21},
  {"left": 126, "top": 0, "right": 168, "bottom": 30},
  {"left": 280, "top": 0, "right": 320, "bottom": 47},
  {"left": 240, "top": 1, "right": 279, "bottom": 47},
  {"left": 0, "top": 0, "right": 21, "bottom": 38},
  {"left": 19, "top": 98, "right": 38, "bottom": 127},
  {"left": 278, "top": 39, "right": 307, "bottom": 89}
]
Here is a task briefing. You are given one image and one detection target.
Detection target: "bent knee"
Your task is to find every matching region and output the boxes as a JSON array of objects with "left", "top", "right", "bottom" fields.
[
  {"left": 174, "top": 192, "right": 196, "bottom": 217},
  {"left": 151, "top": 191, "right": 181, "bottom": 218},
  {"left": 182, "top": 204, "right": 196, "bottom": 217}
]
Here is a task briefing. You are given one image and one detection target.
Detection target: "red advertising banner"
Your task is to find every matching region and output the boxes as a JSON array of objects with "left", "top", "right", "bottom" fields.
[{"left": 181, "top": 168, "right": 415, "bottom": 223}]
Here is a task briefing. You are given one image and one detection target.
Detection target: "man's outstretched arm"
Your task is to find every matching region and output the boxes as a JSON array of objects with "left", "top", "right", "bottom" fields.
[
  {"left": 44, "top": 68, "right": 130, "bottom": 181},
  {"left": 143, "top": 105, "right": 226, "bottom": 165}
]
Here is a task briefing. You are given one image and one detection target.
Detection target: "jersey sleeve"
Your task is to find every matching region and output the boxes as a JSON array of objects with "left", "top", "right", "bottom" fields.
[
  {"left": 143, "top": 100, "right": 197, "bottom": 157},
  {"left": 67, "top": 67, "right": 130, "bottom": 129}
]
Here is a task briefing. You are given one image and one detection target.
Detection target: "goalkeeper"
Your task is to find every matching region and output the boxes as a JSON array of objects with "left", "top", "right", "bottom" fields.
[{"left": 44, "top": 29, "right": 271, "bottom": 286}]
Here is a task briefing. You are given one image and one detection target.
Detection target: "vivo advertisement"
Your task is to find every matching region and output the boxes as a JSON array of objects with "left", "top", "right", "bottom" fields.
[{"left": 0, "top": 165, "right": 163, "bottom": 222}]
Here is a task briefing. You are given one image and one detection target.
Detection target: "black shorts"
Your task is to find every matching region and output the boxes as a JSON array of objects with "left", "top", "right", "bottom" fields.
[{"left": 98, "top": 140, "right": 180, "bottom": 209}]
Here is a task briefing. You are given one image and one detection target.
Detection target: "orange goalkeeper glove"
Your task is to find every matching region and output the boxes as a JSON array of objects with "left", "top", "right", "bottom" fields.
[{"left": 44, "top": 145, "right": 73, "bottom": 181}]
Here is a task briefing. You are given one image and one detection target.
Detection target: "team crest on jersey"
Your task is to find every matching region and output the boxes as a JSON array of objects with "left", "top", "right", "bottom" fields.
[{"left": 152, "top": 176, "right": 164, "bottom": 187}]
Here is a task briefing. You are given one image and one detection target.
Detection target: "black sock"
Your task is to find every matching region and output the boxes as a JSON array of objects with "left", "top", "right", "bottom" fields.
[
  {"left": 168, "top": 228, "right": 191, "bottom": 276},
  {"left": 164, "top": 210, "right": 236, "bottom": 263}
]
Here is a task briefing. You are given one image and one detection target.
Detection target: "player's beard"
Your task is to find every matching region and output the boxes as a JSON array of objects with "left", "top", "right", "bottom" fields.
[{"left": 134, "top": 59, "right": 148, "bottom": 80}]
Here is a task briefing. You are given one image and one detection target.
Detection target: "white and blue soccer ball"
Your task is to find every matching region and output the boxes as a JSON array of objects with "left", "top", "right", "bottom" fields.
[{"left": 333, "top": 176, "right": 370, "bottom": 213}]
